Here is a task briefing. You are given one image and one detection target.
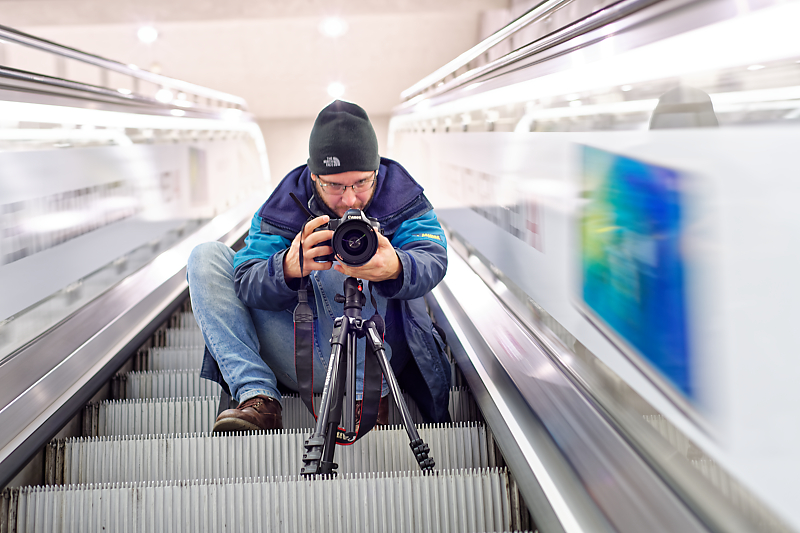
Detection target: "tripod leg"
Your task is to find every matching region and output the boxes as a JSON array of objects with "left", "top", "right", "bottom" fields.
[
  {"left": 319, "top": 330, "right": 352, "bottom": 469},
  {"left": 365, "top": 323, "right": 435, "bottom": 472},
  {"left": 301, "top": 317, "right": 349, "bottom": 476}
]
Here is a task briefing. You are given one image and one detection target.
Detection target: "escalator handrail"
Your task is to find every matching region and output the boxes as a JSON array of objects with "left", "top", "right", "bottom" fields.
[
  {"left": 400, "top": 0, "right": 575, "bottom": 100},
  {"left": 0, "top": 64, "right": 183, "bottom": 111},
  {"left": 431, "top": 247, "right": 712, "bottom": 533},
  {"left": 400, "top": 0, "right": 664, "bottom": 102},
  {"left": 0, "top": 24, "right": 247, "bottom": 109},
  {"left": 0, "top": 199, "right": 259, "bottom": 490}
]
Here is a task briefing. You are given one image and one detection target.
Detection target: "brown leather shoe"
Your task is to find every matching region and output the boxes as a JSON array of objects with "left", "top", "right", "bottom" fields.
[
  {"left": 213, "top": 395, "right": 283, "bottom": 432},
  {"left": 355, "top": 395, "right": 389, "bottom": 428}
]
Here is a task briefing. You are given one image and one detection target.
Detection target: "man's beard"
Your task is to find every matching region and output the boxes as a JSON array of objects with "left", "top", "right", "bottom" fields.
[{"left": 314, "top": 183, "right": 375, "bottom": 217}]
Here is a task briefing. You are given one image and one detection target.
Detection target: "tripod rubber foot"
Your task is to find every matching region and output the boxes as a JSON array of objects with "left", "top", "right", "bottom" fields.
[{"left": 320, "top": 461, "right": 339, "bottom": 475}]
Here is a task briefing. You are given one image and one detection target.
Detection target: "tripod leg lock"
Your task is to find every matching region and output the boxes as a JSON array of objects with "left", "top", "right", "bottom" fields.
[
  {"left": 301, "top": 436, "right": 325, "bottom": 476},
  {"left": 409, "top": 438, "right": 436, "bottom": 471}
]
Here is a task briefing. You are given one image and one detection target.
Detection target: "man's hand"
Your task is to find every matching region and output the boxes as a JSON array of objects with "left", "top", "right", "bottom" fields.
[
  {"left": 283, "top": 216, "right": 334, "bottom": 281},
  {"left": 334, "top": 231, "right": 402, "bottom": 282}
]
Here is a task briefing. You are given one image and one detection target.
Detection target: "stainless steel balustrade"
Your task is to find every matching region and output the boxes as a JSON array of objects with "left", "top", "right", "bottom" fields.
[
  {"left": 400, "top": 0, "right": 666, "bottom": 102},
  {"left": 0, "top": 24, "right": 246, "bottom": 112}
]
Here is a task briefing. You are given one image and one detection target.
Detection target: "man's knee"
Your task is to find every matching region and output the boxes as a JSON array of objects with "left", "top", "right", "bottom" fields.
[{"left": 187, "top": 241, "right": 234, "bottom": 281}]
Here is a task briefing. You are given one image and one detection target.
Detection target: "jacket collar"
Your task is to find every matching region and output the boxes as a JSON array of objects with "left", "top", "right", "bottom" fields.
[{"left": 257, "top": 157, "right": 427, "bottom": 235}]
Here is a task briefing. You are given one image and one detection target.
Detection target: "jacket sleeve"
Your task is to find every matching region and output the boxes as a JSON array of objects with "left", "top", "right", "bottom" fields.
[
  {"left": 373, "top": 211, "right": 447, "bottom": 300},
  {"left": 232, "top": 215, "right": 298, "bottom": 311}
]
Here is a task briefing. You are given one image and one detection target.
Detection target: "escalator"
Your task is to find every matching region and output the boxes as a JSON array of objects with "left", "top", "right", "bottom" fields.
[
  {"left": 3, "top": 301, "right": 532, "bottom": 532},
  {"left": 0, "top": 22, "right": 538, "bottom": 520},
  {"left": 3, "top": 3, "right": 798, "bottom": 531}
]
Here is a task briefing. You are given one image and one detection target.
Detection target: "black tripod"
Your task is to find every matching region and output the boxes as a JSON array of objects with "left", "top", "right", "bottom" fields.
[{"left": 300, "top": 276, "right": 435, "bottom": 476}]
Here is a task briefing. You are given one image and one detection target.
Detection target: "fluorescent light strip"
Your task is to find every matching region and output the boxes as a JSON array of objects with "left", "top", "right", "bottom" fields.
[
  {"left": 0, "top": 100, "right": 254, "bottom": 132},
  {"left": 0, "top": 128, "right": 132, "bottom": 144},
  {"left": 0, "top": 100, "right": 270, "bottom": 174},
  {"left": 512, "top": 85, "right": 800, "bottom": 130}
]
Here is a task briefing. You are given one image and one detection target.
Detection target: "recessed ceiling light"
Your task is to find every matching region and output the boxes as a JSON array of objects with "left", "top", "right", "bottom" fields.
[
  {"left": 747, "top": 64, "right": 765, "bottom": 71},
  {"left": 170, "top": 109, "right": 186, "bottom": 117},
  {"left": 155, "top": 88, "right": 173, "bottom": 103},
  {"left": 327, "top": 82, "right": 345, "bottom": 98},
  {"left": 621, "top": 85, "right": 633, "bottom": 91},
  {"left": 137, "top": 26, "right": 159, "bottom": 44},
  {"left": 319, "top": 17, "right": 348, "bottom": 38}
]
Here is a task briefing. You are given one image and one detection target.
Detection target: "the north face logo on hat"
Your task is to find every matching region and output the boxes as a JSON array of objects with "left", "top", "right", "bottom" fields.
[{"left": 323, "top": 156, "right": 341, "bottom": 167}]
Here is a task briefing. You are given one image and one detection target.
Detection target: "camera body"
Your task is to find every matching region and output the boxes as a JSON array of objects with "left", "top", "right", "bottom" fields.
[{"left": 314, "top": 209, "right": 382, "bottom": 266}]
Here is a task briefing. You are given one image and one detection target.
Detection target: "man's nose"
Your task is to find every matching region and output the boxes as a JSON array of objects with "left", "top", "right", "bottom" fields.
[{"left": 341, "top": 188, "right": 357, "bottom": 206}]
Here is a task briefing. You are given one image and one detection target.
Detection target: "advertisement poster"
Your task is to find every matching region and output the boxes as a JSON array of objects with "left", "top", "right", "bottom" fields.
[{"left": 580, "top": 145, "right": 692, "bottom": 399}]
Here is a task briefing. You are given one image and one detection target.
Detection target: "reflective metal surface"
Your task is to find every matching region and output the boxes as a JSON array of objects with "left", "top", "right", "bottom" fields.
[
  {"left": 401, "top": 0, "right": 577, "bottom": 100},
  {"left": 0, "top": 200, "right": 258, "bottom": 488},
  {"left": 432, "top": 247, "right": 709, "bottom": 532},
  {"left": 391, "top": 0, "right": 800, "bottom": 529},
  {"left": 0, "top": 24, "right": 246, "bottom": 111}
]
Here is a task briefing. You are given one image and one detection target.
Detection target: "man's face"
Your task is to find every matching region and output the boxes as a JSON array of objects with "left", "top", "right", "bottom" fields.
[{"left": 312, "top": 170, "right": 377, "bottom": 218}]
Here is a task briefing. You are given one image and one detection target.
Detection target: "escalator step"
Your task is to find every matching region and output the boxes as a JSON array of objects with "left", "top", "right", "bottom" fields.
[
  {"left": 164, "top": 328, "right": 204, "bottom": 347},
  {"left": 87, "top": 388, "right": 481, "bottom": 436},
  {"left": 175, "top": 312, "right": 200, "bottom": 329},
  {"left": 49, "top": 423, "right": 490, "bottom": 484},
  {"left": 8, "top": 468, "right": 513, "bottom": 533},
  {"left": 122, "top": 369, "right": 480, "bottom": 423},
  {"left": 123, "top": 370, "right": 222, "bottom": 399},
  {"left": 143, "top": 347, "right": 204, "bottom": 371}
]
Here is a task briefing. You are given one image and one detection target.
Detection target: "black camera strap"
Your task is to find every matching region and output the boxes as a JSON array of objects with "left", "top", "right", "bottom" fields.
[
  {"left": 293, "top": 219, "right": 317, "bottom": 418},
  {"left": 292, "top": 223, "right": 384, "bottom": 444}
]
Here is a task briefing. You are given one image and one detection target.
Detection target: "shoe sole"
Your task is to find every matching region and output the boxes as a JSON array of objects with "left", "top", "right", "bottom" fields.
[{"left": 213, "top": 418, "right": 267, "bottom": 433}]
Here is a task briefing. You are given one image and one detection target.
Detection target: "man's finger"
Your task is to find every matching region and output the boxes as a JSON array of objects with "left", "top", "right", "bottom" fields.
[
  {"left": 303, "top": 228, "right": 334, "bottom": 248},
  {"left": 302, "top": 215, "right": 330, "bottom": 239},
  {"left": 307, "top": 259, "right": 333, "bottom": 271},
  {"left": 307, "top": 245, "right": 334, "bottom": 260}
]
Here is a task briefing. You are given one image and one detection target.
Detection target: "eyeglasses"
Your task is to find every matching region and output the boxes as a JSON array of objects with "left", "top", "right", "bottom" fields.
[{"left": 314, "top": 172, "right": 376, "bottom": 195}]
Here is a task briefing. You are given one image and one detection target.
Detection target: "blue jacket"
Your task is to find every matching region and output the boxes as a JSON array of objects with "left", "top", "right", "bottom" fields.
[{"left": 200, "top": 157, "right": 452, "bottom": 422}]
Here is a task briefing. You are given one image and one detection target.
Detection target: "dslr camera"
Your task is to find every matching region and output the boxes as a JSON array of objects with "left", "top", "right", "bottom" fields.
[{"left": 314, "top": 209, "right": 382, "bottom": 267}]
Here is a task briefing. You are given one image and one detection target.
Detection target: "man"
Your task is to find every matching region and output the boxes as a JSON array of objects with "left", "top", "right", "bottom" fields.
[{"left": 187, "top": 100, "right": 450, "bottom": 432}]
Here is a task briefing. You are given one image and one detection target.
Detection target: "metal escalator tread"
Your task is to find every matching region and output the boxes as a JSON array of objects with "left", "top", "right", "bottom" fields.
[
  {"left": 49, "top": 423, "right": 490, "bottom": 484},
  {"left": 117, "top": 367, "right": 480, "bottom": 426},
  {"left": 3, "top": 307, "right": 532, "bottom": 532},
  {"left": 143, "top": 346, "right": 205, "bottom": 371},
  {"left": 86, "top": 390, "right": 481, "bottom": 436},
  {"left": 123, "top": 369, "right": 222, "bottom": 399},
  {"left": 13, "top": 469, "right": 513, "bottom": 533}
]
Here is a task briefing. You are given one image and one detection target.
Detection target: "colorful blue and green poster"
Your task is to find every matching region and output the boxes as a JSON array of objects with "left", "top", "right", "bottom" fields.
[{"left": 581, "top": 145, "right": 692, "bottom": 399}]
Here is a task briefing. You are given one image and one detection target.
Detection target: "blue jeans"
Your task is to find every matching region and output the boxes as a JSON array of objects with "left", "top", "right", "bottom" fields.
[{"left": 187, "top": 241, "right": 389, "bottom": 405}]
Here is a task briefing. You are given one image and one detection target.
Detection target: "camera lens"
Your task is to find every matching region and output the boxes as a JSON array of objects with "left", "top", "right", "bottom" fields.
[
  {"left": 333, "top": 219, "right": 378, "bottom": 266},
  {"left": 341, "top": 229, "right": 369, "bottom": 255}
]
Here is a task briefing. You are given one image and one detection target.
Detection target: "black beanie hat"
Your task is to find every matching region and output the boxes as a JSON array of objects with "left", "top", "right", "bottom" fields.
[{"left": 308, "top": 100, "right": 380, "bottom": 175}]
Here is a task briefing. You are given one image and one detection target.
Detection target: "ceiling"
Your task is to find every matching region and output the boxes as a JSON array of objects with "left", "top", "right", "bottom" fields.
[{"left": 4, "top": 0, "right": 509, "bottom": 120}]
